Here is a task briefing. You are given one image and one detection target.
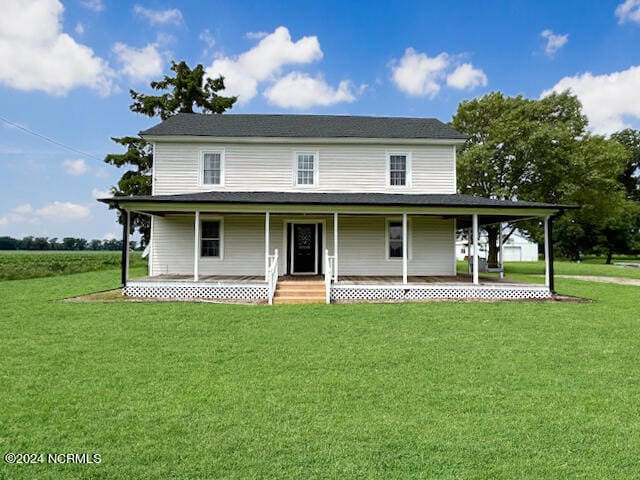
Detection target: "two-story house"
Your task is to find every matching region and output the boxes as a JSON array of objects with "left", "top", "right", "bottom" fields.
[{"left": 100, "top": 113, "right": 568, "bottom": 303}]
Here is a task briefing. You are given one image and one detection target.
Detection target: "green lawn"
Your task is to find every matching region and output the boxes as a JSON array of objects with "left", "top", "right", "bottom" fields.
[
  {"left": 1, "top": 268, "right": 639, "bottom": 479},
  {"left": 457, "top": 259, "right": 640, "bottom": 280}
]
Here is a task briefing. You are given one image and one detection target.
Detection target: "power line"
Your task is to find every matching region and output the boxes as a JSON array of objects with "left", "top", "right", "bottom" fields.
[{"left": 0, "top": 115, "right": 103, "bottom": 161}]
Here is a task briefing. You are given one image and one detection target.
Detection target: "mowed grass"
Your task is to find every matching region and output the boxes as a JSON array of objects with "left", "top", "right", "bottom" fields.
[
  {"left": 0, "top": 251, "right": 145, "bottom": 281},
  {"left": 457, "top": 258, "right": 640, "bottom": 280},
  {"left": 1, "top": 267, "right": 640, "bottom": 479}
]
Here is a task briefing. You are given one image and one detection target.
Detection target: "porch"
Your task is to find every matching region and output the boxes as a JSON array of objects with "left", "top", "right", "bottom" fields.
[{"left": 104, "top": 191, "right": 568, "bottom": 304}]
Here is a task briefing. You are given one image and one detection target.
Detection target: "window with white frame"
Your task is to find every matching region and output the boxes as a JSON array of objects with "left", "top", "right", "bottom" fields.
[
  {"left": 201, "top": 220, "right": 221, "bottom": 257},
  {"left": 388, "top": 221, "right": 403, "bottom": 258},
  {"left": 388, "top": 153, "right": 408, "bottom": 187},
  {"left": 295, "top": 152, "right": 316, "bottom": 186},
  {"left": 202, "top": 152, "right": 222, "bottom": 185}
]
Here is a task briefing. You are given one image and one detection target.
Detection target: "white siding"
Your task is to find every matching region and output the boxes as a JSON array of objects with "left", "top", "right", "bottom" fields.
[
  {"left": 151, "top": 214, "right": 454, "bottom": 277},
  {"left": 338, "top": 216, "right": 455, "bottom": 276},
  {"left": 153, "top": 142, "right": 455, "bottom": 195}
]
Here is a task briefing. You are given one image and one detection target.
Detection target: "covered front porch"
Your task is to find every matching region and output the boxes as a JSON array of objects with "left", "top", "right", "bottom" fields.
[{"left": 103, "top": 191, "right": 568, "bottom": 304}]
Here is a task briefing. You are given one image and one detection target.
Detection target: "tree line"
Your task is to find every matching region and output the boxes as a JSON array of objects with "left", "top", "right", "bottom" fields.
[{"left": 0, "top": 236, "right": 137, "bottom": 251}]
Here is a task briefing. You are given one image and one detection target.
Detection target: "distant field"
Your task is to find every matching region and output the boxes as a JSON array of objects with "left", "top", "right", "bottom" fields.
[{"left": 0, "top": 251, "right": 145, "bottom": 281}]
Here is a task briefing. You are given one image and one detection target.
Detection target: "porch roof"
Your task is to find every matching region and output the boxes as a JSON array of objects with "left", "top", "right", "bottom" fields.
[{"left": 99, "top": 191, "right": 572, "bottom": 211}]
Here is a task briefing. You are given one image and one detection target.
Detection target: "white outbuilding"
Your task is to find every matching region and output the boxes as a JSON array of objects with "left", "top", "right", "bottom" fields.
[{"left": 456, "top": 231, "right": 539, "bottom": 262}]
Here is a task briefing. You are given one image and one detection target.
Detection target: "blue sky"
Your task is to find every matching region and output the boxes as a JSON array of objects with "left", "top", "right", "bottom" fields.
[{"left": 1, "top": 0, "right": 640, "bottom": 240}]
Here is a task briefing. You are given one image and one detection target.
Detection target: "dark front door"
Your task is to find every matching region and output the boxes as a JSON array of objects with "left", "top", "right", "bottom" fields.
[{"left": 292, "top": 224, "right": 317, "bottom": 274}]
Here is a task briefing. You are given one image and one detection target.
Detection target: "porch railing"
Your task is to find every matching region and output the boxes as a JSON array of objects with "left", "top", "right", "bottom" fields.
[
  {"left": 267, "top": 248, "right": 279, "bottom": 305},
  {"left": 324, "top": 249, "right": 335, "bottom": 304}
]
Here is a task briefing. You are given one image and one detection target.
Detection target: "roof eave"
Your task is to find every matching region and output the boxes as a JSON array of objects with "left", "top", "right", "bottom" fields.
[{"left": 138, "top": 134, "right": 467, "bottom": 145}]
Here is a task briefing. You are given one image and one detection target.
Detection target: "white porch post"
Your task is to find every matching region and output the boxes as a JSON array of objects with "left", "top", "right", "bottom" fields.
[
  {"left": 333, "top": 212, "right": 338, "bottom": 282},
  {"left": 544, "top": 215, "right": 550, "bottom": 288},
  {"left": 193, "top": 210, "right": 200, "bottom": 282},
  {"left": 264, "top": 211, "right": 270, "bottom": 281},
  {"left": 402, "top": 213, "right": 408, "bottom": 285},
  {"left": 498, "top": 222, "right": 504, "bottom": 279},
  {"left": 472, "top": 213, "right": 479, "bottom": 285},
  {"left": 125, "top": 210, "right": 131, "bottom": 282}
]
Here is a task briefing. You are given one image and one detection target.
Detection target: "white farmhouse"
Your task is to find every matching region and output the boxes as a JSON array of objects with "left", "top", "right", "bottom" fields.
[{"left": 100, "top": 114, "right": 567, "bottom": 303}]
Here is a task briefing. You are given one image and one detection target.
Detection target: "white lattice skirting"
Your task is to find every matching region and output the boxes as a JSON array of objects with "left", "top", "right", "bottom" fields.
[
  {"left": 331, "top": 284, "right": 551, "bottom": 302},
  {"left": 123, "top": 283, "right": 268, "bottom": 302}
]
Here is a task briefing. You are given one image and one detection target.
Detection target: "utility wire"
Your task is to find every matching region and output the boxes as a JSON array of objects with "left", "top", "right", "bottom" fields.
[{"left": 0, "top": 115, "right": 103, "bottom": 161}]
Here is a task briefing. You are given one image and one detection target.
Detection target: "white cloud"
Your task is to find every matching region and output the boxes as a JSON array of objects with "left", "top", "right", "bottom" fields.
[
  {"left": 0, "top": 0, "right": 114, "bottom": 95},
  {"left": 246, "top": 31, "right": 268, "bottom": 40},
  {"left": 75, "top": 22, "right": 85, "bottom": 35},
  {"left": 199, "top": 28, "right": 215, "bottom": 56},
  {"left": 542, "top": 65, "right": 640, "bottom": 134},
  {"left": 541, "top": 29, "right": 568, "bottom": 56},
  {"left": 79, "top": 0, "right": 104, "bottom": 12},
  {"left": 391, "top": 48, "right": 450, "bottom": 98},
  {"left": 133, "top": 5, "right": 183, "bottom": 26},
  {"left": 113, "top": 42, "right": 164, "bottom": 83},
  {"left": 615, "top": 0, "right": 640, "bottom": 23},
  {"left": 91, "top": 187, "right": 111, "bottom": 199},
  {"left": 0, "top": 201, "right": 90, "bottom": 227},
  {"left": 95, "top": 167, "right": 111, "bottom": 178},
  {"left": 35, "top": 202, "right": 91, "bottom": 222},
  {"left": 0, "top": 204, "right": 34, "bottom": 226},
  {"left": 103, "top": 231, "right": 117, "bottom": 240},
  {"left": 13, "top": 204, "right": 34, "bottom": 215},
  {"left": 446, "top": 63, "right": 488, "bottom": 90},
  {"left": 63, "top": 159, "right": 90, "bottom": 176},
  {"left": 264, "top": 72, "right": 357, "bottom": 109},
  {"left": 206, "top": 26, "right": 323, "bottom": 103}
]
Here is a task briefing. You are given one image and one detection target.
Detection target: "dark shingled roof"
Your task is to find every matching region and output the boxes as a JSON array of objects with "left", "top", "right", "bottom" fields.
[
  {"left": 99, "top": 191, "right": 568, "bottom": 210},
  {"left": 139, "top": 113, "right": 467, "bottom": 140}
]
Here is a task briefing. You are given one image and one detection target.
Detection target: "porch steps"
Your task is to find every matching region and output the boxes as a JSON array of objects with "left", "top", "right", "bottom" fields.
[{"left": 273, "top": 280, "right": 326, "bottom": 304}]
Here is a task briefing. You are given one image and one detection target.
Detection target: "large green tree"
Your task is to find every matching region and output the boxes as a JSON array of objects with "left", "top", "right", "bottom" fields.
[
  {"left": 105, "top": 61, "right": 237, "bottom": 246},
  {"left": 549, "top": 134, "right": 631, "bottom": 261},
  {"left": 451, "top": 91, "right": 587, "bottom": 264},
  {"left": 611, "top": 129, "right": 640, "bottom": 202},
  {"left": 451, "top": 91, "right": 633, "bottom": 263}
]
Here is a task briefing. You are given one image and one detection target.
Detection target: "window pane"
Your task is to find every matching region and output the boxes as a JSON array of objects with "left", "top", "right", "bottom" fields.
[
  {"left": 201, "top": 239, "right": 220, "bottom": 257},
  {"left": 202, "top": 221, "right": 219, "bottom": 239},
  {"left": 389, "top": 241, "right": 403, "bottom": 258},
  {"left": 203, "top": 153, "right": 221, "bottom": 184},
  {"left": 389, "top": 155, "right": 407, "bottom": 186},
  {"left": 389, "top": 223, "right": 402, "bottom": 240},
  {"left": 389, "top": 222, "right": 403, "bottom": 258},
  {"left": 204, "top": 153, "right": 220, "bottom": 170},
  {"left": 296, "top": 153, "right": 314, "bottom": 185},
  {"left": 390, "top": 171, "right": 406, "bottom": 186}
]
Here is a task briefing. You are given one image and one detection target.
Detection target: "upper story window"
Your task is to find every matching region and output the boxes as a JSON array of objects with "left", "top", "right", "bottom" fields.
[
  {"left": 201, "top": 220, "right": 222, "bottom": 257},
  {"left": 387, "top": 153, "right": 411, "bottom": 187},
  {"left": 201, "top": 150, "right": 224, "bottom": 186},
  {"left": 294, "top": 152, "right": 318, "bottom": 187}
]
